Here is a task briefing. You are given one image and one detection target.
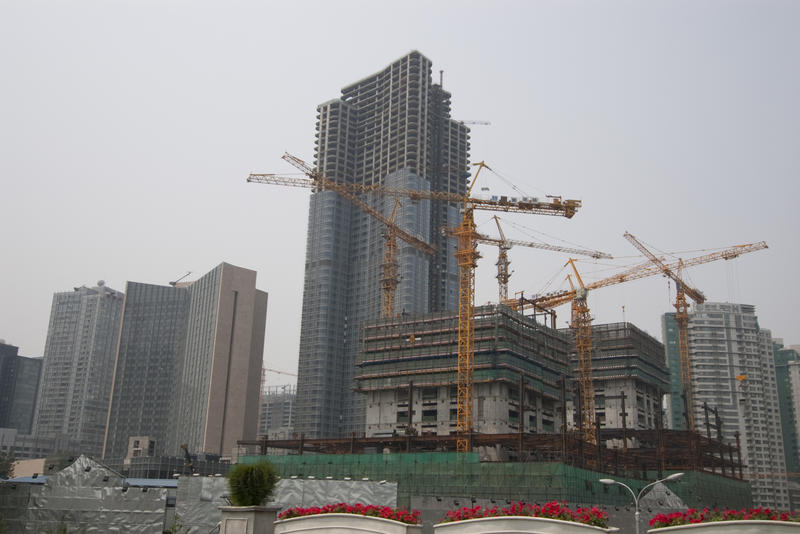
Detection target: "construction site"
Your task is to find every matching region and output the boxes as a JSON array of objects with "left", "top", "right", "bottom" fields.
[
  {"left": 238, "top": 306, "right": 752, "bottom": 513},
  {"left": 241, "top": 51, "right": 776, "bottom": 521}
]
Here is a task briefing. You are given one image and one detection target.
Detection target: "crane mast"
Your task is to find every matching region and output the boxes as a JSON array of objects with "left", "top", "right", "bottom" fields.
[
  {"left": 454, "top": 161, "right": 487, "bottom": 452},
  {"left": 381, "top": 200, "right": 401, "bottom": 318},
  {"left": 566, "top": 259, "right": 596, "bottom": 444},
  {"left": 492, "top": 216, "right": 512, "bottom": 302},
  {"left": 479, "top": 216, "right": 611, "bottom": 303}
]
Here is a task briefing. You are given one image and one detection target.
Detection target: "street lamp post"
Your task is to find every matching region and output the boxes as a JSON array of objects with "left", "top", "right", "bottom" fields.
[{"left": 599, "top": 472, "right": 684, "bottom": 534}]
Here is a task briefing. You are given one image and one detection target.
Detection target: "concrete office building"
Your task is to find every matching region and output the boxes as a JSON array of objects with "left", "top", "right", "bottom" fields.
[
  {"left": 356, "top": 305, "right": 572, "bottom": 438},
  {"left": 296, "top": 51, "right": 470, "bottom": 438},
  {"left": 103, "top": 263, "right": 266, "bottom": 462},
  {"left": 0, "top": 341, "right": 42, "bottom": 435},
  {"left": 32, "top": 283, "right": 124, "bottom": 457},
  {"left": 676, "top": 302, "right": 789, "bottom": 509}
]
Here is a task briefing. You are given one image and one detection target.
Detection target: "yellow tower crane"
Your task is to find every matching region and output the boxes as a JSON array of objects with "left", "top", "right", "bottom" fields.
[
  {"left": 564, "top": 259, "right": 596, "bottom": 444},
  {"left": 380, "top": 199, "right": 402, "bottom": 318},
  {"left": 622, "top": 232, "right": 768, "bottom": 432},
  {"left": 248, "top": 157, "right": 436, "bottom": 319},
  {"left": 506, "top": 239, "right": 767, "bottom": 444},
  {"left": 251, "top": 153, "right": 582, "bottom": 452},
  {"left": 474, "top": 216, "right": 612, "bottom": 302}
]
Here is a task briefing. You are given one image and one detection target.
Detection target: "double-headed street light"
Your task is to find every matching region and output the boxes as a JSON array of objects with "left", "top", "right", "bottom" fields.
[{"left": 599, "top": 472, "right": 684, "bottom": 534}]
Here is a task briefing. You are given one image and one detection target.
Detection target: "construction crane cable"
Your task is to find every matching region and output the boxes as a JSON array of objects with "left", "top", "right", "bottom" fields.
[
  {"left": 500, "top": 217, "right": 603, "bottom": 253},
  {"left": 483, "top": 166, "right": 550, "bottom": 198}
]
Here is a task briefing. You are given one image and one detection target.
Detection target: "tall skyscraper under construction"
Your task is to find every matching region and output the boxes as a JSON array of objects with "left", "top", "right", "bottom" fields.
[{"left": 296, "top": 51, "right": 470, "bottom": 438}]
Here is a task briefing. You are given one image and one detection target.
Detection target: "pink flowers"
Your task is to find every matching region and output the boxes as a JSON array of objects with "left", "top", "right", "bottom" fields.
[
  {"left": 278, "top": 503, "right": 421, "bottom": 525},
  {"left": 442, "top": 501, "right": 609, "bottom": 528},
  {"left": 649, "top": 507, "right": 800, "bottom": 528}
]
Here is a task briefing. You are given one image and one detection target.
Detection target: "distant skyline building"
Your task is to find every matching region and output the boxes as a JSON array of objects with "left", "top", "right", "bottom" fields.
[
  {"left": 671, "top": 302, "right": 789, "bottom": 509},
  {"left": 296, "top": 50, "right": 470, "bottom": 438},
  {"left": 258, "top": 384, "right": 295, "bottom": 439},
  {"left": 773, "top": 341, "right": 800, "bottom": 508},
  {"left": 0, "top": 341, "right": 42, "bottom": 435},
  {"left": 32, "top": 282, "right": 124, "bottom": 457},
  {"left": 103, "top": 262, "right": 266, "bottom": 462}
]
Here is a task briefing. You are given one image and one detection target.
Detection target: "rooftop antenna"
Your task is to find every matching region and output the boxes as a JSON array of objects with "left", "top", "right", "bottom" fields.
[
  {"left": 169, "top": 271, "right": 192, "bottom": 287},
  {"left": 439, "top": 69, "right": 443, "bottom": 87}
]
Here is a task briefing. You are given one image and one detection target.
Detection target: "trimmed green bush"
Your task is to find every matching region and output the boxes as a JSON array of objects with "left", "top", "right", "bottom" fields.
[{"left": 227, "top": 461, "right": 279, "bottom": 507}]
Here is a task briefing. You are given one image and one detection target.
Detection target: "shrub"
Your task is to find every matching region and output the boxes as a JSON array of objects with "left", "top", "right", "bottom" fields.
[
  {"left": 650, "top": 507, "right": 800, "bottom": 529},
  {"left": 278, "top": 503, "right": 421, "bottom": 525},
  {"left": 441, "top": 501, "right": 608, "bottom": 528},
  {"left": 227, "top": 461, "right": 279, "bottom": 507}
]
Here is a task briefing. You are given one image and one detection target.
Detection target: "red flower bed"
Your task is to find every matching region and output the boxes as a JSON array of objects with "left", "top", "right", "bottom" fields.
[
  {"left": 442, "top": 501, "right": 608, "bottom": 528},
  {"left": 278, "top": 502, "right": 421, "bottom": 525},
  {"left": 650, "top": 507, "right": 800, "bottom": 529}
]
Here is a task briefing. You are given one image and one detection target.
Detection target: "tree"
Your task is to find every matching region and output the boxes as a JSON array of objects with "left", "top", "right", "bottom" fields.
[
  {"left": 0, "top": 451, "right": 14, "bottom": 479},
  {"left": 227, "top": 461, "right": 279, "bottom": 507}
]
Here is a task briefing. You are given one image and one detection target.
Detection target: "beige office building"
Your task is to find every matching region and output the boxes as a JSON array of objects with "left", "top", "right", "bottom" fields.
[{"left": 103, "top": 262, "right": 266, "bottom": 461}]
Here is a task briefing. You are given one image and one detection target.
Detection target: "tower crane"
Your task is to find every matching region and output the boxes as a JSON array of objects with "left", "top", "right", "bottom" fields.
[
  {"left": 475, "top": 215, "right": 611, "bottom": 302},
  {"left": 622, "top": 232, "right": 767, "bottom": 432},
  {"left": 251, "top": 153, "right": 582, "bottom": 452},
  {"left": 564, "top": 259, "right": 596, "bottom": 444},
  {"left": 506, "top": 239, "right": 768, "bottom": 443},
  {"left": 248, "top": 158, "right": 436, "bottom": 319},
  {"left": 381, "top": 200, "right": 402, "bottom": 318}
]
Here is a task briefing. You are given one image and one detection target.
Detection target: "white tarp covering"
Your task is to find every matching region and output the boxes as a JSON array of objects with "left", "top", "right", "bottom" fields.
[{"left": 22, "top": 455, "right": 168, "bottom": 533}]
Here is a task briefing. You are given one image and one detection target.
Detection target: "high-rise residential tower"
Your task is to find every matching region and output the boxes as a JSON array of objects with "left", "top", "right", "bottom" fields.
[
  {"left": 103, "top": 263, "right": 267, "bottom": 461},
  {"left": 668, "top": 303, "right": 789, "bottom": 509},
  {"left": 32, "top": 283, "right": 124, "bottom": 457},
  {"left": 297, "top": 51, "right": 470, "bottom": 438},
  {"left": 0, "top": 341, "right": 42, "bottom": 435}
]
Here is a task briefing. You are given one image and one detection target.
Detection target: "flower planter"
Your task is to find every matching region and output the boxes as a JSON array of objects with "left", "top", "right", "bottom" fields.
[
  {"left": 274, "top": 513, "right": 422, "bottom": 534},
  {"left": 220, "top": 505, "right": 280, "bottom": 534},
  {"left": 648, "top": 521, "right": 800, "bottom": 534},
  {"left": 434, "top": 516, "right": 619, "bottom": 534}
]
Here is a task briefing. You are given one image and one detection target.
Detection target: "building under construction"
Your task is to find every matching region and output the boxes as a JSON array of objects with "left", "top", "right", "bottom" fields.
[
  {"left": 356, "top": 305, "right": 570, "bottom": 439},
  {"left": 241, "top": 306, "right": 745, "bottom": 504},
  {"left": 560, "top": 322, "right": 670, "bottom": 444}
]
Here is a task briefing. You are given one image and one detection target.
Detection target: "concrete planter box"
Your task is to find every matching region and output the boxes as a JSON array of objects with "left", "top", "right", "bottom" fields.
[
  {"left": 648, "top": 521, "right": 800, "bottom": 534},
  {"left": 434, "top": 516, "right": 619, "bottom": 534},
  {"left": 274, "top": 513, "right": 422, "bottom": 534},
  {"left": 220, "top": 505, "right": 280, "bottom": 534}
]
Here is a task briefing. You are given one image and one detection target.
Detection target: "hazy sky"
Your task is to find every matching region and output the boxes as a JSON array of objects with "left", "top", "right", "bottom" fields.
[{"left": 2, "top": 1, "right": 798, "bottom": 386}]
